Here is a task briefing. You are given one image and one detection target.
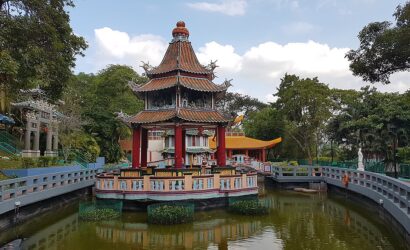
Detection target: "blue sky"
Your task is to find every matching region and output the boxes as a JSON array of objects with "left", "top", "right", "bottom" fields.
[{"left": 69, "top": 0, "right": 409, "bottom": 102}]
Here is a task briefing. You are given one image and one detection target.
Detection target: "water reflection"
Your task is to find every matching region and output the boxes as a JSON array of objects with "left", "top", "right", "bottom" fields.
[
  {"left": 1, "top": 189, "right": 406, "bottom": 250},
  {"left": 95, "top": 217, "right": 263, "bottom": 249}
]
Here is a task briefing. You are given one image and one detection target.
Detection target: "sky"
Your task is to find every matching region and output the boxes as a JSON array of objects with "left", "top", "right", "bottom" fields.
[{"left": 69, "top": 0, "right": 409, "bottom": 102}]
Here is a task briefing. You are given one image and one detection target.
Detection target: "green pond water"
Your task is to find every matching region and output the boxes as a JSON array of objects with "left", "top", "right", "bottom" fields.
[{"left": 0, "top": 184, "right": 408, "bottom": 250}]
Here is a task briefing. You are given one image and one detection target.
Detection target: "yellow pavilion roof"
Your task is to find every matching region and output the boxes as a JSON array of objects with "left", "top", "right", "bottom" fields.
[{"left": 209, "top": 136, "right": 282, "bottom": 150}]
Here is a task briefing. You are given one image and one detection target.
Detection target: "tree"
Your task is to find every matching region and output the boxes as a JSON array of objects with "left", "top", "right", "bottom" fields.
[
  {"left": 217, "top": 92, "right": 267, "bottom": 118},
  {"left": 0, "top": 0, "right": 87, "bottom": 100},
  {"left": 82, "top": 65, "right": 146, "bottom": 163},
  {"left": 243, "top": 107, "right": 284, "bottom": 141},
  {"left": 273, "top": 74, "right": 332, "bottom": 163},
  {"left": 346, "top": 2, "right": 410, "bottom": 84},
  {"left": 327, "top": 86, "right": 410, "bottom": 174}
]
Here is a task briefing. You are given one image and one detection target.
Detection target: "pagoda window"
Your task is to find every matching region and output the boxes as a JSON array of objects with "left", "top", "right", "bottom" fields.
[
  {"left": 180, "top": 89, "right": 212, "bottom": 109},
  {"left": 147, "top": 88, "right": 176, "bottom": 110},
  {"left": 195, "top": 136, "right": 200, "bottom": 147},
  {"left": 187, "top": 135, "right": 193, "bottom": 147}
]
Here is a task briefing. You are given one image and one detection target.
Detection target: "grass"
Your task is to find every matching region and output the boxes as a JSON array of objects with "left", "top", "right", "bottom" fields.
[{"left": 0, "top": 172, "right": 10, "bottom": 180}]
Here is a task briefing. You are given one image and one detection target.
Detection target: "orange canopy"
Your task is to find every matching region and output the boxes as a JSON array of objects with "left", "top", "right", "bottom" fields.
[{"left": 209, "top": 136, "right": 282, "bottom": 150}]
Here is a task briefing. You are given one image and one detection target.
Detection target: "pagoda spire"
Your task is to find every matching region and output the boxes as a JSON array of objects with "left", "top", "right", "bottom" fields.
[{"left": 172, "top": 21, "right": 189, "bottom": 42}]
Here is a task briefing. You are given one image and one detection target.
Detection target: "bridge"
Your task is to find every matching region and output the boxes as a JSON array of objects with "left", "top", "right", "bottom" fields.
[
  {"left": 268, "top": 165, "right": 410, "bottom": 234},
  {"left": 0, "top": 168, "right": 99, "bottom": 215}
]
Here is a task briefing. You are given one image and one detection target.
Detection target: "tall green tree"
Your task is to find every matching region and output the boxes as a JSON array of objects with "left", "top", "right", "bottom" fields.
[
  {"left": 243, "top": 107, "right": 284, "bottom": 141},
  {"left": 346, "top": 2, "right": 410, "bottom": 84},
  {"left": 273, "top": 74, "right": 332, "bottom": 162},
  {"left": 327, "top": 86, "right": 410, "bottom": 173},
  {"left": 0, "top": 0, "right": 87, "bottom": 101},
  {"left": 82, "top": 65, "right": 146, "bottom": 162}
]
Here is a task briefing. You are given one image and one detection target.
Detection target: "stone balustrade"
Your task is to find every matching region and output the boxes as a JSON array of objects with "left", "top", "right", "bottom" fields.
[
  {"left": 96, "top": 172, "right": 258, "bottom": 201},
  {"left": 0, "top": 169, "right": 98, "bottom": 215},
  {"left": 269, "top": 165, "right": 410, "bottom": 233}
]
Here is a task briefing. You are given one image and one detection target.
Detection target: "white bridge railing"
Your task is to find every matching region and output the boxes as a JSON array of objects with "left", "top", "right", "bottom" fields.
[
  {"left": 0, "top": 168, "right": 99, "bottom": 215},
  {"left": 270, "top": 165, "right": 410, "bottom": 233}
]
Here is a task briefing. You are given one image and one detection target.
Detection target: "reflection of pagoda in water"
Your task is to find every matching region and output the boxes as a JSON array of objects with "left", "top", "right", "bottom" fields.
[
  {"left": 11, "top": 87, "right": 61, "bottom": 157},
  {"left": 95, "top": 218, "right": 262, "bottom": 249}
]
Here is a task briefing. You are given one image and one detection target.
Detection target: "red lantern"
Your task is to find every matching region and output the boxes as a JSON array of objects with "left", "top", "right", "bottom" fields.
[{"left": 198, "top": 126, "right": 204, "bottom": 135}]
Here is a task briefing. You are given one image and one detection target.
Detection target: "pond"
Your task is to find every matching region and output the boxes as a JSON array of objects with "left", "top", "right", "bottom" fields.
[{"left": 0, "top": 184, "right": 407, "bottom": 250}]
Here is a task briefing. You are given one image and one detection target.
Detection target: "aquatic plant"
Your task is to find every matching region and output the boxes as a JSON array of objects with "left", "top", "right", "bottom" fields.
[
  {"left": 229, "top": 200, "right": 268, "bottom": 215},
  {"left": 148, "top": 203, "right": 194, "bottom": 224},
  {"left": 79, "top": 208, "right": 120, "bottom": 221}
]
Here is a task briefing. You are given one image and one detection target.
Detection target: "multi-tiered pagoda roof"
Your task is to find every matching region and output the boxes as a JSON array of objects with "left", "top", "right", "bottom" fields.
[{"left": 128, "top": 21, "right": 231, "bottom": 126}]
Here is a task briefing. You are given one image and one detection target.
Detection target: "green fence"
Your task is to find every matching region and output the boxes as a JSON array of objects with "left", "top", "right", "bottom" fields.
[{"left": 400, "top": 164, "right": 410, "bottom": 179}]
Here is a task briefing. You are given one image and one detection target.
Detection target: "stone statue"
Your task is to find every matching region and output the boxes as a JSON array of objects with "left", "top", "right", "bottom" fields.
[{"left": 357, "top": 147, "right": 364, "bottom": 171}]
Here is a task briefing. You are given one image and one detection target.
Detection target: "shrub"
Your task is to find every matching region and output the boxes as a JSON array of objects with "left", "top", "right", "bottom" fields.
[
  {"left": 288, "top": 160, "right": 299, "bottom": 166},
  {"left": 22, "top": 158, "right": 36, "bottom": 168},
  {"left": 229, "top": 200, "right": 269, "bottom": 216},
  {"left": 79, "top": 208, "right": 120, "bottom": 221},
  {"left": 148, "top": 203, "right": 194, "bottom": 224},
  {"left": 37, "top": 156, "right": 51, "bottom": 167}
]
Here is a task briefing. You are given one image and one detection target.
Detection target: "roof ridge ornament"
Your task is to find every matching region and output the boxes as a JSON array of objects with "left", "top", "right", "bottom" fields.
[{"left": 172, "top": 21, "right": 190, "bottom": 42}]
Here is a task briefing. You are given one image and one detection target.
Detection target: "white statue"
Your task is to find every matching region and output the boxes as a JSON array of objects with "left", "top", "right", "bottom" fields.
[{"left": 357, "top": 147, "right": 364, "bottom": 171}]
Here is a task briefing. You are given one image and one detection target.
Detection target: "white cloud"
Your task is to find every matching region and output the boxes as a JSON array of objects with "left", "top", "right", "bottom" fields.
[
  {"left": 187, "top": 0, "right": 247, "bottom": 16},
  {"left": 93, "top": 27, "right": 167, "bottom": 73},
  {"left": 88, "top": 27, "right": 410, "bottom": 103},
  {"left": 197, "top": 41, "right": 242, "bottom": 75}
]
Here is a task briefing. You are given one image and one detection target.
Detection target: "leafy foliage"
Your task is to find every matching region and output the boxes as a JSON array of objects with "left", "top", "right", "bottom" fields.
[
  {"left": 229, "top": 200, "right": 269, "bottom": 215},
  {"left": 148, "top": 203, "right": 194, "bottom": 224},
  {"left": 79, "top": 208, "right": 120, "bottom": 221},
  {"left": 273, "top": 74, "right": 331, "bottom": 162},
  {"left": 327, "top": 87, "right": 410, "bottom": 165},
  {"left": 81, "top": 65, "right": 146, "bottom": 162},
  {"left": 243, "top": 107, "right": 284, "bottom": 141},
  {"left": 0, "top": 0, "right": 87, "bottom": 99},
  {"left": 346, "top": 2, "right": 410, "bottom": 84}
]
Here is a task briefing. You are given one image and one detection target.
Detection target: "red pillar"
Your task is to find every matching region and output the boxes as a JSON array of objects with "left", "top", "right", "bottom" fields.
[
  {"left": 174, "top": 124, "right": 183, "bottom": 168},
  {"left": 132, "top": 126, "right": 141, "bottom": 168},
  {"left": 217, "top": 125, "right": 226, "bottom": 167},
  {"left": 182, "top": 130, "right": 186, "bottom": 167},
  {"left": 141, "top": 127, "right": 148, "bottom": 168},
  {"left": 262, "top": 149, "right": 266, "bottom": 162}
]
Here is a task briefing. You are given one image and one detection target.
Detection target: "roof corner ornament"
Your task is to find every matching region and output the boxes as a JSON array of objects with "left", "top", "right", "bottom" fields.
[
  {"left": 128, "top": 80, "right": 139, "bottom": 91},
  {"left": 140, "top": 61, "right": 154, "bottom": 74},
  {"left": 206, "top": 60, "right": 218, "bottom": 71},
  {"left": 222, "top": 78, "right": 233, "bottom": 88},
  {"left": 115, "top": 110, "right": 132, "bottom": 127},
  {"left": 206, "top": 60, "right": 218, "bottom": 79}
]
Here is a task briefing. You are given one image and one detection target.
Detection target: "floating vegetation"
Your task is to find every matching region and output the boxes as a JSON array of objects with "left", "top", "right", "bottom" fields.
[
  {"left": 229, "top": 200, "right": 269, "bottom": 215},
  {"left": 79, "top": 208, "right": 120, "bottom": 221},
  {"left": 147, "top": 203, "right": 194, "bottom": 225},
  {"left": 79, "top": 200, "right": 123, "bottom": 221}
]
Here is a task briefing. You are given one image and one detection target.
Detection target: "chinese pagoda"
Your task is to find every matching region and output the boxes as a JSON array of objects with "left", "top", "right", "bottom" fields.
[
  {"left": 96, "top": 22, "right": 258, "bottom": 203},
  {"left": 127, "top": 20, "right": 231, "bottom": 169}
]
